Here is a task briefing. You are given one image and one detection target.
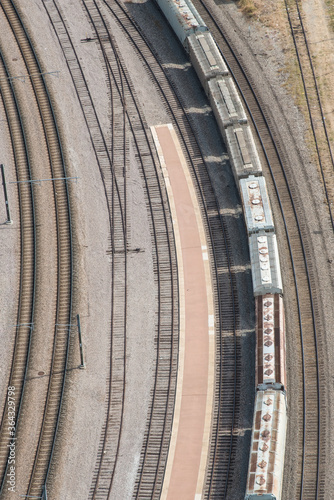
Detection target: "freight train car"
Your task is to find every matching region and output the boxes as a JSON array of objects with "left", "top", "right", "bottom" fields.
[
  {"left": 256, "top": 294, "right": 286, "bottom": 392},
  {"left": 155, "top": 0, "right": 208, "bottom": 49},
  {"left": 245, "top": 390, "right": 287, "bottom": 500},
  {"left": 239, "top": 176, "right": 274, "bottom": 234},
  {"left": 188, "top": 32, "right": 228, "bottom": 93},
  {"left": 249, "top": 232, "right": 283, "bottom": 296}
]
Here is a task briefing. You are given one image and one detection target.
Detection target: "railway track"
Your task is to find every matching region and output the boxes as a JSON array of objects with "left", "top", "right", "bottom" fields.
[
  {"left": 284, "top": 0, "right": 334, "bottom": 230},
  {"left": 193, "top": 1, "right": 325, "bottom": 498},
  {"left": 0, "top": 0, "right": 73, "bottom": 497},
  {"left": 43, "top": 0, "right": 179, "bottom": 498},
  {"left": 83, "top": 2, "right": 179, "bottom": 497},
  {"left": 0, "top": 44, "right": 36, "bottom": 494},
  {"left": 99, "top": 1, "right": 243, "bottom": 498},
  {"left": 40, "top": 15, "right": 128, "bottom": 490},
  {"left": 42, "top": 0, "right": 130, "bottom": 495},
  {"left": 83, "top": 3, "right": 129, "bottom": 498}
]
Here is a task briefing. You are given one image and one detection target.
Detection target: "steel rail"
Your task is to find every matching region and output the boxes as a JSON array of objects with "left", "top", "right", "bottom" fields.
[
  {"left": 87, "top": 2, "right": 181, "bottom": 498},
  {"left": 194, "top": 1, "right": 322, "bottom": 498},
  {"left": 102, "top": 1, "right": 241, "bottom": 498},
  {"left": 0, "top": 48, "right": 36, "bottom": 494},
  {"left": 103, "top": 38, "right": 128, "bottom": 500},
  {"left": 41, "top": 0, "right": 125, "bottom": 232},
  {"left": 283, "top": 5, "right": 322, "bottom": 495},
  {"left": 81, "top": 1, "right": 129, "bottom": 497},
  {"left": 93, "top": 24, "right": 176, "bottom": 500},
  {"left": 0, "top": 1, "right": 74, "bottom": 497},
  {"left": 39, "top": 3, "right": 132, "bottom": 499}
]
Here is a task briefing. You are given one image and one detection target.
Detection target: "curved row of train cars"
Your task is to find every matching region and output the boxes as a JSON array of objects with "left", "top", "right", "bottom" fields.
[{"left": 154, "top": 0, "right": 288, "bottom": 498}]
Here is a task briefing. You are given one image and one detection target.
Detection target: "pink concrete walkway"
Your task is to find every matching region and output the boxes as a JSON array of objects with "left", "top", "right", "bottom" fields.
[{"left": 152, "top": 124, "right": 214, "bottom": 500}]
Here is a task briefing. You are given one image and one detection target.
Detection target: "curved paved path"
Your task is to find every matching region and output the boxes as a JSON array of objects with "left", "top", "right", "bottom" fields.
[{"left": 151, "top": 124, "right": 215, "bottom": 500}]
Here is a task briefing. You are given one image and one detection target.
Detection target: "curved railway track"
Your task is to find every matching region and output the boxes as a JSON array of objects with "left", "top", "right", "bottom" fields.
[
  {"left": 284, "top": 0, "right": 334, "bottom": 230},
  {"left": 99, "top": 1, "right": 243, "bottom": 498},
  {"left": 86, "top": 11, "right": 129, "bottom": 499},
  {"left": 42, "top": 0, "right": 131, "bottom": 496},
  {"left": 47, "top": 0, "right": 243, "bottom": 496},
  {"left": 83, "top": 3, "right": 179, "bottom": 497},
  {"left": 40, "top": 15, "right": 129, "bottom": 491},
  {"left": 0, "top": 0, "right": 73, "bottom": 497},
  {"left": 0, "top": 44, "right": 36, "bottom": 494},
  {"left": 193, "top": 0, "right": 325, "bottom": 498},
  {"left": 43, "top": 1, "right": 179, "bottom": 498}
]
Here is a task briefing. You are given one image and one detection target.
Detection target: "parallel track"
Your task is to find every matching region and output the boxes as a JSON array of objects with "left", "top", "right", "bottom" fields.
[
  {"left": 43, "top": 0, "right": 179, "bottom": 498},
  {"left": 41, "top": 2, "right": 129, "bottom": 497},
  {"left": 0, "top": 45, "right": 36, "bottom": 495},
  {"left": 82, "top": 2, "right": 129, "bottom": 497},
  {"left": 87, "top": 4, "right": 179, "bottom": 495},
  {"left": 101, "top": 1, "right": 242, "bottom": 498},
  {"left": 0, "top": 0, "right": 73, "bottom": 497},
  {"left": 194, "top": 1, "right": 324, "bottom": 498},
  {"left": 85, "top": 2, "right": 179, "bottom": 497},
  {"left": 284, "top": 0, "right": 334, "bottom": 230}
]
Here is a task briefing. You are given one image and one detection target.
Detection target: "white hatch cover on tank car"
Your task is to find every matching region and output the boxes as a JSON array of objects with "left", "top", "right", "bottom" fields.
[
  {"left": 188, "top": 32, "right": 228, "bottom": 93},
  {"left": 208, "top": 76, "right": 247, "bottom": 126},
  {"left": 239, "top": 176, "right": 274, "bottom": 234},
  {"left": 249, "top": 232, "right": 283, "bottom": 296},
  {"left": 224, "top": 125, "right": 262, "bottom": 181},
  {"left": 245, "top": 390, "right": 287, "bottom": 500},
  {"left": 155, "top": 0, "right": 208, "bottom": 48}
]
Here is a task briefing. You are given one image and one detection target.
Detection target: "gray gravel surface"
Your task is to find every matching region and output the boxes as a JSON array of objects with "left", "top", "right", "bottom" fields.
[{"left": 1, "top": 0, "right": 333, "bottom": 498}]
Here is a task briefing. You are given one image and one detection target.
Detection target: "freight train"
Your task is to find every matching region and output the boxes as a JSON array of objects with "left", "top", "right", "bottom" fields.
[{"left": 154, "top": 1, "right": 287, "bottom": 498}]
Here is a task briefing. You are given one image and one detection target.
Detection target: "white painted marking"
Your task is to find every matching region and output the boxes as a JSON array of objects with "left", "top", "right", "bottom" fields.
[
  {"left": 208, "top": 315, "right": 214, "bottom": 328},
  {"left": 202, "top": 252, "right": 208, "bottom": 261},
  {"left": 201, "top": 245, "right": 207, "bottom": 251},
  {"left": 195, "top": 495, "right": 202, "bottom": 500}
]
